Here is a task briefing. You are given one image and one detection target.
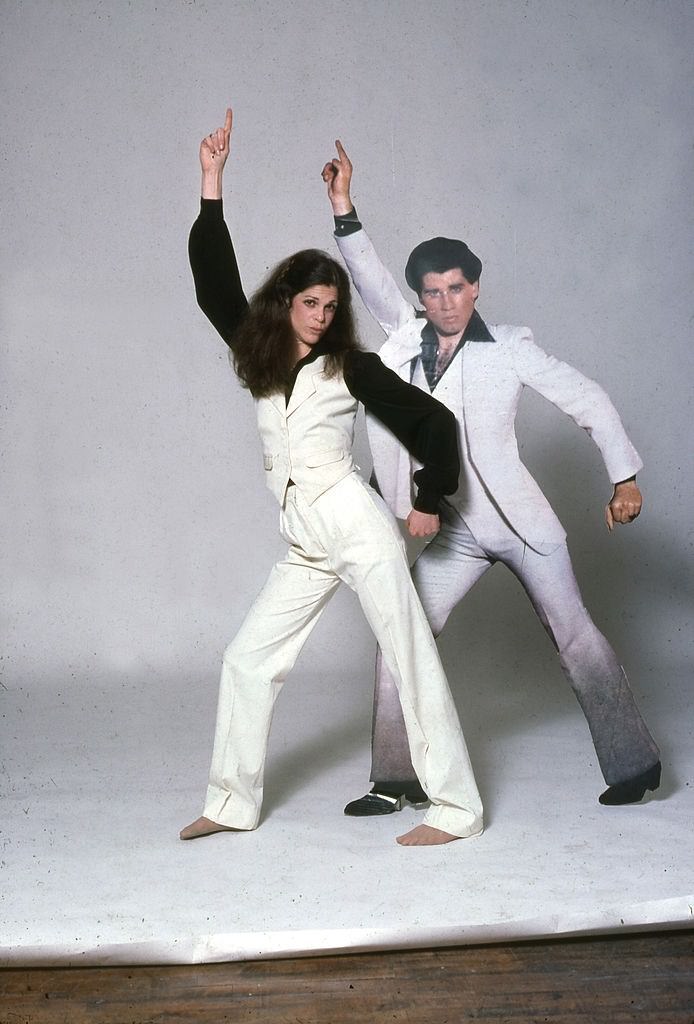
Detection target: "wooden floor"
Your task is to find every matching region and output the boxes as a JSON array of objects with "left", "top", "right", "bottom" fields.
[{"left": 1, "top": 929, "right": 692, "bottom": 1024}]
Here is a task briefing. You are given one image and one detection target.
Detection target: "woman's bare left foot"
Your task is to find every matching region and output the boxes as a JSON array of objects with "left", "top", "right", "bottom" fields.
[
  {"left": 179, "top": 816, "right": 239, "bottom": 841},
  {"left": 396, "top": 824, "right": 460, "bottom": 846}
]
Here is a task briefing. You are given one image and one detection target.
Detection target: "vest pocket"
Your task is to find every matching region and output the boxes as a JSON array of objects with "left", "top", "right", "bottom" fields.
[{"left": 304, "top": 448, "right": 346, "bottom": 468}]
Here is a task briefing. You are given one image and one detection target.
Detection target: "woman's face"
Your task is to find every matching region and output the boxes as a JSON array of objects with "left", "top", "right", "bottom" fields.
[{"left": 289, "top": 284, "right": 339, "bottom": 360}]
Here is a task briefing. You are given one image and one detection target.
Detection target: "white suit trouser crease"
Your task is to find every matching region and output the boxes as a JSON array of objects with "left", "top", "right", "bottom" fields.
[
  {"left": 371, "top": 503, "right": 660, "bottom": 788},
  {"left": 203, "top": 474, "right": 483, "bottom": 838}
]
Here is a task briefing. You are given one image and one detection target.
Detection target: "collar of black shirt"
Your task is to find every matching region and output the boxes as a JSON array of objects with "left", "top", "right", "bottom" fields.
[
  {"left": 419, "top": 308, "right": 495, "bottom": 352},
  {"left": 285, "top": 339, "right": 329, "bottom": 402},
  {"left": 417, "top": 309, "right": 494, "bottom": 389}
]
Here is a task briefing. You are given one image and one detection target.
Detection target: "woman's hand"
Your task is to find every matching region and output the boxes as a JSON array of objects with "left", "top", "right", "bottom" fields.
[
  {"left": 321, "top": 139, "right": 353, "bottom": 216},
  {"left": 406, "top": 510, "right": 440, "bottom": 538},
  {"left": 200, "top": 107, "right": 233, "bottom": 199}
]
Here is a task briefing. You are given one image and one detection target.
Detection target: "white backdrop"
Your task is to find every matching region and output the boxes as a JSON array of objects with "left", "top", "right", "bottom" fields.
[{"left": 2, "top": 0, "right": 692, "bottom": 707}]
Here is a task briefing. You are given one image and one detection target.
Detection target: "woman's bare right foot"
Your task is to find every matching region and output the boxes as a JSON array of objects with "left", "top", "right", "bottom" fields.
[
  {"left": 396, "top": 824, "right": 461, "bottom": 846},
  {"left": 179, "top": 816, "right": 238, "bottom": 841}
]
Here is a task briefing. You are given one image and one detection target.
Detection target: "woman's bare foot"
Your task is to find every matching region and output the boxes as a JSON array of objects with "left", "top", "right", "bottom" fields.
[
  {"left": 179, "top": 816, "right": 238, "bottom": 841},
  {"left": 396, "top": 824, "right": 461, "bottom": 846}
]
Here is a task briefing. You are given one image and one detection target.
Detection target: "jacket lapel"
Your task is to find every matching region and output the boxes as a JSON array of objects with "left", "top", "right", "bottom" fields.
[
  {"left": 461, "top": 338, "right": 494, "bottom": 444},
  {"left": 286, "top": 364, "right": 319, "bottom": 417},
  {"left": 266, "top": 392, "right": 287, "bottom": 418}
]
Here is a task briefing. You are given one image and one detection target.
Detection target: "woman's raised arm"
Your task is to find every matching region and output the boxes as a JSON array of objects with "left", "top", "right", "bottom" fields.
[{"left": 188, "top": 107, "right": 249, "bottom": 346}]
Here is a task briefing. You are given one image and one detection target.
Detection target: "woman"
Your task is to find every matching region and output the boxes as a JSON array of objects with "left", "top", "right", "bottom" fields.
[{"left": 180, "top": 109, "right": 483, "bottom": 846}]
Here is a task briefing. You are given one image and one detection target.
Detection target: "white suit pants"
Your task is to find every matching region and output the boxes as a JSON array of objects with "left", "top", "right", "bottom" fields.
[
  {"left": 371, "top": 503, "right": 660, "bottom": 787},
  {"left": 203, "top": 474, "right": 483, "bottom": 837}
]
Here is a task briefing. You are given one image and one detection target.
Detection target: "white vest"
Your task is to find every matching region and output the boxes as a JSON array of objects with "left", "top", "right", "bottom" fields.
[{"left": 254, "top": 355, "right": 358, "bottom": 506}]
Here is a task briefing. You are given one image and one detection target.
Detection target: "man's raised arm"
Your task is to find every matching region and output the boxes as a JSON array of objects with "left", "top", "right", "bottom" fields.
[{"left": 322, "top": 141, "right": 413, "bottom": 335}]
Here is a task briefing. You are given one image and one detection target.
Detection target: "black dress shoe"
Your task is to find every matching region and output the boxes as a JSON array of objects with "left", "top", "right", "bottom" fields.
[
  {"left": 343, "top": 783, "right": 429, "bottom": 816},
  {"left": 344, "top": 791, "right": 403, "bottom": 816},
  {"left": 599, "top": 761, "right": 661, "bottom": 805}
]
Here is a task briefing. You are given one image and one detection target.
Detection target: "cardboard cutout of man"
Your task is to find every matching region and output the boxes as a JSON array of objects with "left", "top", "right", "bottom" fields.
[{"left": 322, "top": 143, "right": 661, "bottom": 814}]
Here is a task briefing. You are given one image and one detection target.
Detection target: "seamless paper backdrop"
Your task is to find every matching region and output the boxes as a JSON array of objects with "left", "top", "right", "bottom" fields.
[{"left": 1, "top": 0, "right": 692, "bottom": 707}]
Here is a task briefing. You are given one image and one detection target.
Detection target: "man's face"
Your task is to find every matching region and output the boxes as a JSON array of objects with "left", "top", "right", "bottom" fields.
[{"left": 420, "top": 269, "right": 479, "bottom": 337}]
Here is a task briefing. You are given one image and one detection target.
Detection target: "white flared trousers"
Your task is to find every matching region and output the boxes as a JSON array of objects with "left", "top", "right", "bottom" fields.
[
  {"left": 203, "top": 473, "right": 483, "bottom": 838},
  {"left": 371, "top": 503, "right": 660, "bottom": 788}
]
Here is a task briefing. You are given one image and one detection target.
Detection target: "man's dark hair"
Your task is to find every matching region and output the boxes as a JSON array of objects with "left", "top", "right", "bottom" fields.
[{"left": 405, "top": 237, "right": 482, "bottom": 293}]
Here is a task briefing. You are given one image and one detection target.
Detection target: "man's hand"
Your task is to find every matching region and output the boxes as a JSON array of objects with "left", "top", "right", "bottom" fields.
[
  {"left": 200, "top": 107, "right": 232, "bottom": 198},
  {"left": 605, "top": 479, "right": 642, "bottom": 530},
  {"left": 321, "top": 139, "right": 353, "bottom": 215},
  {"left": 406, "top": 510, "right": 440, "bottom": 538}
]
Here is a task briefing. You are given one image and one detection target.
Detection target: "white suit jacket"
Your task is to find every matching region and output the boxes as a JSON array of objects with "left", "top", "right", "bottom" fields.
[{"left": 336, "top": 228, "right": 642, "bottom": 552}]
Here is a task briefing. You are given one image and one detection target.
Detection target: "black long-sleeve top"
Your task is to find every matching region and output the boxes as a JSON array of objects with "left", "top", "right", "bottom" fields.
[{"left": 188, "top": 199, "right": 460, "bottom": 514}]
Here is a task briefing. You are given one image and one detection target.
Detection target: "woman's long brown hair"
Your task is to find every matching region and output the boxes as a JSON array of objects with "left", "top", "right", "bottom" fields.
[{"left": 232, "top": 249, "right": 361, "bottom": 397}]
